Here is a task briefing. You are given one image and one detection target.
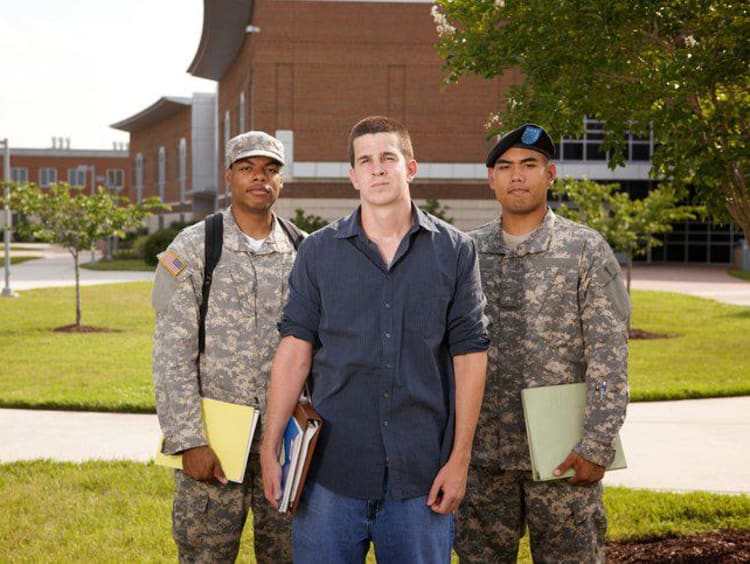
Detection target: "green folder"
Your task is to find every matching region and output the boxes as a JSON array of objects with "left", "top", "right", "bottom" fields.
[
  {"left": 155, "top": 397, "right": 259, "bottom": 483},
  {"left": 521, "top": 382, "right": 627, "bottom": 481}
]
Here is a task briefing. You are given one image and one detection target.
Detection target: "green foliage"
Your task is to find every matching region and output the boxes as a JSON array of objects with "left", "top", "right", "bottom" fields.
[
  {"left": 433, "top": 0, "right": 750, "bottom": 238},
  {"left": 143, "top": 227, "right": 181, "bottom": 266},
  {"left": 291, "top": 208, "right": 328, "bottom": 233},
  {"left": 8, "top": 182, "right": 165, "bottom": 255},
  {"left": 6, "top": 181, "right": 167, "bottom": 326},
  {"left": 419, "top": 197, "right": 454, "bottom": 224},
  {"left": 550, "top": 178, "right": 700, "bottom": 290}
]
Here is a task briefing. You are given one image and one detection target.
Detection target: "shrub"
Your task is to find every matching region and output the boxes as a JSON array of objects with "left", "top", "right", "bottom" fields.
[
  {"left": 143, "top": 228, "right": 180, "bottom": 266},
  {"left": 291, "top": 208, "right": 328, "bottom": 233}
]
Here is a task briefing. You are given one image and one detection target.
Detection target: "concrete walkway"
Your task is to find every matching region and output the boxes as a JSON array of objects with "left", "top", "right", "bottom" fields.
[
  {"left": 1, "top": 396, "right": 748, "bottom": 494},
  {"left": 4, "top": 244, "right": 154, "bottom": 291},
  {"left": 628, "top": 264, "right": 750, "bottom": 306}
]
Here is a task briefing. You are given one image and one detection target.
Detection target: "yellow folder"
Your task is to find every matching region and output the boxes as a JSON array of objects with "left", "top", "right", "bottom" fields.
[
  {"left": 521, "top": 382, "right": 627, "bottom": 481},
  {"left": 155, "top": 397, "right": 260, "bottom": 483}
]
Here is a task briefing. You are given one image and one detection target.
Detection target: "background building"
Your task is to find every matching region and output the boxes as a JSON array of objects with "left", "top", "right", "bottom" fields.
[
  {"left": 111, "top": 0, "right": 742, "bottom": 264},
  {"left": 0, "top": 139, "right": 129, "bottom": 196}
]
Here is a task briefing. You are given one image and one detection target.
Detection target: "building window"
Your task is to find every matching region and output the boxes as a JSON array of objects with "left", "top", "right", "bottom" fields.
[
  {"left": 11, "top": 167, "right": 28, "bottom": 183},
  {"left": 39, "top": 168, "right": 57, "bottom": 187},
  {"left": 239, "top": 91, "right": 246, "bottom": 133},
  {"left": 68, "top": 168, "right": 86, "bottom": 186},
  {"left": 135, "top": 153, "right": 144, "bottom": 202},
  {"left": 107, "top": 169, "right": 125, "bottom": 189}
]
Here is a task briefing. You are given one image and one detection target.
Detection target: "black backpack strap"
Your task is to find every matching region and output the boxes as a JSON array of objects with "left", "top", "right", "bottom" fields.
[
  {"left": 277, "top": 215, "right": 305, "bottom": 250},
  {"left": 199, "top": 213, "right": 223, "bottom": 355}
]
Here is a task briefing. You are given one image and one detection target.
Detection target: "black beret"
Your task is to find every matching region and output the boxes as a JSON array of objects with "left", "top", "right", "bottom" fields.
[{"left": 486, "top": 123, "right": 555, "bottom": 167}]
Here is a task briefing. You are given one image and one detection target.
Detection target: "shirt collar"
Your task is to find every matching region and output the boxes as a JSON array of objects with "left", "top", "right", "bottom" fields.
[
  {"left": 482, "top": 207, "right": 556, "bottom": 256},
  {"left": 223, "top": 206, "right": 294, "bottom": 254},
  {"left": 334, "top": 203, "right": 439, "bottom": 240}
]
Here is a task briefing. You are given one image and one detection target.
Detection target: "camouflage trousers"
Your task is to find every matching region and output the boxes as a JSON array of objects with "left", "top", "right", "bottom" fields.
[
  {"left": 455, "top": 467, "right": 606, "bottom": 564},
  {"left": 172, "top": 454, "right": 292, "bottom": 563}
]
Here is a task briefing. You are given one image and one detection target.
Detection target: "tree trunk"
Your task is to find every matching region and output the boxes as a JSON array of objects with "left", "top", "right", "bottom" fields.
[{"left": 74, "top": 250, "right": 81, "bottom": 326}]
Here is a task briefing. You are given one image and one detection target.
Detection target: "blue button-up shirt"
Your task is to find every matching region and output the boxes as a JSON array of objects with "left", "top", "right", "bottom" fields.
[{"left": 279, "top": 205, "right": 489, "bottom": 500}]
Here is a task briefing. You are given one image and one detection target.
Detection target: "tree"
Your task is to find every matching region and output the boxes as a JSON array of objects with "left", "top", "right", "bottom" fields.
[
  {"left": 291, "top": 208, "right": 328, "bottom": 233},
  {"left": 419, "top": 197, "right": 455, "bottom": 224},
  {"left": 433, "top": 0, "right": 749, "bottom": 239},
  {"left": 550, "top": 178, "right": 701, "bottom": 293},
  {"left": 8, "top": 181, "right": 167, "bottom": 329}
]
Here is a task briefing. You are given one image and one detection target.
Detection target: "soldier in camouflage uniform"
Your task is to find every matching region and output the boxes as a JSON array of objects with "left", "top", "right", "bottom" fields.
[
  {"left": 152, "top": 131, "right": 297, "bottom": 563},
  {"left": 455, "top": 124, "right": 629, "bottom": 564}
]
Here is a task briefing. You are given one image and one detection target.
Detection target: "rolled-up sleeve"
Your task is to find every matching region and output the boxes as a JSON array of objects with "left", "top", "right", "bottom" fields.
[
  {"left": 446, "top": 238, "right": 490, "bottom": 356},
  {"left": 278, "top": 237, "right": 321, "bottom": 344}
]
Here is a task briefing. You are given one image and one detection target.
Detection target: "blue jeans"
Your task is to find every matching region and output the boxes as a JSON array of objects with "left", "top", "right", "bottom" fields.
[{"left": 292, "top": 479, "right": 454, "bottom": 564}]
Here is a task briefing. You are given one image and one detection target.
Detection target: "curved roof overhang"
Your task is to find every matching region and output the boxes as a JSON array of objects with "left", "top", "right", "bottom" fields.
[
  {"left": 110, "top": 97, "right": 192, "bottom": 132},
  {"left": 187, "top": 0, "right": 255, "bottom": 81}
]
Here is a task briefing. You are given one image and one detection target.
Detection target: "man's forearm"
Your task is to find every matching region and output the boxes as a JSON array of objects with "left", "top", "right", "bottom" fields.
[
  {"left": 450, "top": 351, "right": 488, "bottom": 465},
  {"left": 262, "top": 336, "right": 313, "bottom": 454}
]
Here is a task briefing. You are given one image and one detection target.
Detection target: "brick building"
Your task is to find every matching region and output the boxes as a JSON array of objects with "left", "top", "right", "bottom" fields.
[
  {"left": 0, "top": 139, "right": 129, "bottom": 196},
  {"left": 112, "top": 0, "right": 742, "bottom": 263},
  {"left": 111, "top": 94, "right": 217, "bottom": 229}
]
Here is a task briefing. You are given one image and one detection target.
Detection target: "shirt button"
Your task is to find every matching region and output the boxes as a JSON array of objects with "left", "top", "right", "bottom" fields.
[
  {"left": 383, "top": 391, "right": 389, "bottom": 398},
  {"left": 385, "top": 362, "right": 392, "bottom": 368},
  {"left": 385, "top": 332, "right": 391, "bottom": 339},
  {"left": 384, "top": 303, "right": 391, "bottom": 309},
  {"left": 383, "top": 420, "right": 389, "bottom": 427}
]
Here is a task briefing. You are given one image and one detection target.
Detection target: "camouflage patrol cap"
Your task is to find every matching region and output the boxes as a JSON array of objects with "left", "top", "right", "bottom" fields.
[
  {"left": 486, "top": 123, "right": 555, "bottom": 167},
  {"left": 225, "top": 131, "right": 285, "bottom": 168}
]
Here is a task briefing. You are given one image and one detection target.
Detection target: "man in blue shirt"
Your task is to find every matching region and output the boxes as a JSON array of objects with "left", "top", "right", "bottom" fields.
[{"left": 261, "top": 115, "right": 489, "bottom": 563}]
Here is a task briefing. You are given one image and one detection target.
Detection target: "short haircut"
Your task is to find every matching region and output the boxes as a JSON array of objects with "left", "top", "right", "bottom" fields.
[{"left": 347, "top": 115, "right": 414, "bottom": 166}]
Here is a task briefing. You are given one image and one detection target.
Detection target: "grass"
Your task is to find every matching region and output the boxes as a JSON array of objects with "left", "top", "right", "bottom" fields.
[
  {"left": 0, "top": 282, "right": 155, "bottom": 412},
  {"left": 0, "top": 255, "right": 38, "bottom": 265},
  {"left": 80, "top": 258, "right": 154, "bottom": 272},
  {"left": 0, "top": 460, "right": 747, "bottom": 562},
  {"left": 0, "top": 285, "right": 749, "bottom": 412},
  {"left": 629, "top": 291, "right": 750, "bottom": 400},
  {"left": 729, "top": 269, "right": 750, "bottom": 282}
]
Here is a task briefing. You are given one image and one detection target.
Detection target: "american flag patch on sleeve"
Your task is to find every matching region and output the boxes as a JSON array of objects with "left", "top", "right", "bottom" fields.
[{"left": 159, "top": 250, "right": 186, "bottom": 277}]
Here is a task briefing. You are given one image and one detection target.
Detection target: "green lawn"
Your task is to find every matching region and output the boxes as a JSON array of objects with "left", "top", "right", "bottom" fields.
[
  {"left": 0, "top": 255, "right": 38, "bottom": 265},
  {"left": 80, "top": 258, "right": 154, "bottom": 271},
  {"left": 0, "top": 282, "right": 155, "bottom": 412},
  {"left": 629, "top": 291, "right": 750, "bottom": 400},
  {"left": 729, "top": 269, "right": 750, "bottom": 282},
  {"left": 1, "top": 460, "right": 747, "bottom": 562},
  {"left": 0, "top": 284, "right": 748, "bottom": 411}
]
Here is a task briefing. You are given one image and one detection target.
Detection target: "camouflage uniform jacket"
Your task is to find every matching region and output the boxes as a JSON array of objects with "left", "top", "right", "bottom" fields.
[
  {"left": 469, "top": 209, "right": 629, "bottom": 469},
  {"left": 152, "top": 207, "right": 297, "bottom": 455}
]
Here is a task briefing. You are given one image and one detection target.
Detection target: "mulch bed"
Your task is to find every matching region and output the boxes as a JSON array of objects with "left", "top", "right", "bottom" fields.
[
  {"left": 607, "top": 530, "right": 750, "bottom": 563},
  {"left": 53, "top": 324, "right": 120, "bottom": 333}
]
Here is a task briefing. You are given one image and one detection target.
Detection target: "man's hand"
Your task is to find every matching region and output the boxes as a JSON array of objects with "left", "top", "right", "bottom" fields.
[
  {"left": 182, "top": 445, "right": 228, "bottom": 484},
  {"left": 260, "top": 446, "right": 282, "bottom": 509},
  {"left": 426, "top": 457, "right": 469, "bottom": 515},
  {"left": 554, "top": 451, "right": 604, "bottom": 486}
]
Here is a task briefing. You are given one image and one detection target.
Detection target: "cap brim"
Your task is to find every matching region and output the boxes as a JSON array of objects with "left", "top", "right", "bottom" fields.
[{"left": 230, "top": 150, "right": 285, "bottom": 167}]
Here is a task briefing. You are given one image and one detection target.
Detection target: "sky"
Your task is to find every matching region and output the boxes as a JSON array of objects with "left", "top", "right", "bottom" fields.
[{"left": 0, "top": 0, "right": 216, "bottom": 150}]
